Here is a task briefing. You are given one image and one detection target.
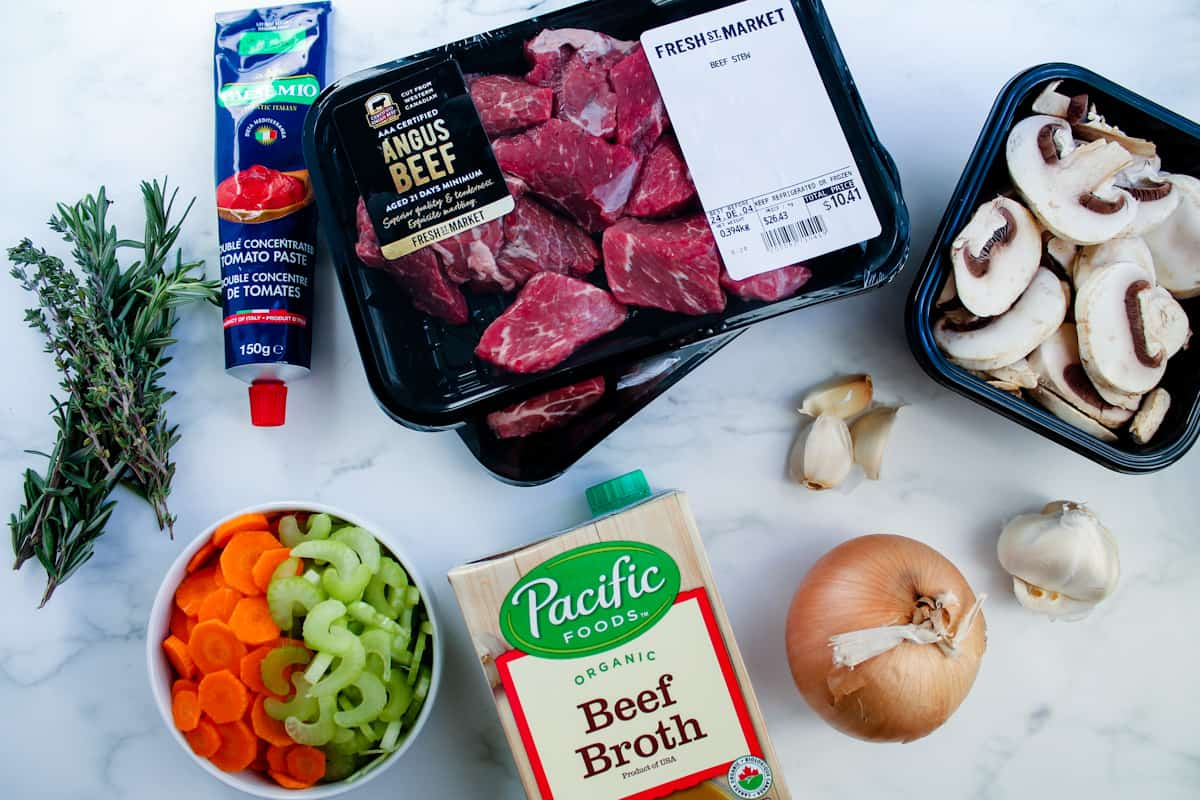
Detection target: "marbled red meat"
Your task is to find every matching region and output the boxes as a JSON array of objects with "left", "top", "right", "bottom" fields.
[
  {"left": 486, "top": 376, "right": 606, "bottom": 438},
  {"left": 557, "top": 54, "right": 618, "bottom": 138},
  {"left": 495, "top": 195, "right": 599, "bottom": 286},
  {"left": 468, "top": 75, "right": 553, "bottom": 137},
  {"left": 626, "top": 134, "right": 695, "bottom": 218},
  {"left": 602, "top": 214, "right": 726, "bottom": 315},
  {"left": 431, "top": 219, "right": 508, "bottom": 291},
  {"left": 353, "top": 198, "right": 468, "bottom": 324},
  {"left": 493, "top": 119, "right": 640, "bottom": 232},
  {"left": 721, "top": 263, "right": 813, "bottom": 302},
  {"left": 474, "top": 272, "right": 626, "bottom": 373},
  {"left": 524, "top": 28, "right": 635, "bottom": 88},
  {"left": 610, "top": 45, "right": 669, "bottom": 154}
]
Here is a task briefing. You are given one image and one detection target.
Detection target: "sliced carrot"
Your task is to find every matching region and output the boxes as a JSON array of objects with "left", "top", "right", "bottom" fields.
[
  {"left": 199, "top": 669, "right": 249, "bottom": 724},
  {"left": 251, "top": 695, "right": 295, "bottom": 747},
  {"left": 172, "top": 679, "right": 198, "bottom": 698},
  {"left": 220, "top": 530, "right": 284, "bottom": 596},
  {"left": 169, "top": 606, "right": 192, "bottom": 642},
  {"left": 240, "top": 641, "right": 282, "bottom": 696},
  {"left": 187, "top": 541, "right": 217, "bottom": 573},
  {"left": 269, "top": 771, "right": 315, "bottom": 790},
  {"left": 285, "top": 745, "right": 326, "bottom": 784},
  {"left": 198, "top": 586, "right": 243, "bottom": 624},
  {"left": 186, "top": 616, "right": 198, "bottom": 638},
  {"left": 266, "top": 744, "right": 291, "bottom": 774},
  {"left": 213, "top": 513, "right": 271, "bottom": 548},
  {"left": 252, "top": 548, "right": 297, "bottom": 592},
  {"left": 229, "top": 596, "right": 281, "bottom": 645},
  {"left": 185, "top": 719, "right": 221, "bottom": 758},
  {"left": 188, "top": 619, "right": 247, "bottom": 674},
  {"left": 162, "top": 635, "right": 195, "bottom": 679},
  {"left": 172, "top": 689, "right": 202, "bottom": 731},
  {"left": 175, "top": 566, "right": 222, "bottom": 616},
  {"left": 209, "top": 720, "right": 257, "bottom": 773}
]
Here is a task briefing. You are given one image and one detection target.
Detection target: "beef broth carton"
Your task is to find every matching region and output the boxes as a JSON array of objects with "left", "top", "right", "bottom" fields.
[{"left": 449, "top": 483, "right": 789, "bottom": 800}]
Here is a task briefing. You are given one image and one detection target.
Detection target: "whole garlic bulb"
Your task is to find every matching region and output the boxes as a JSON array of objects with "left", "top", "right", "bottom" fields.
[{"left": 997, "top": 501, "right": 1119, "bottom": 621}]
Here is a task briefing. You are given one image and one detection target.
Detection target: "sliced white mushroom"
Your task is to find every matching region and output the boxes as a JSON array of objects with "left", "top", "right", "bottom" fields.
[
  {"left": 1026, "top": 323, "right": 1134, "bottom": 428},
  {"left": 1073, "top": 236, "right": 1155, "bottom": 292},
  {"left": 1028, "top": 386, "right": 1119, "bottom": 442},
  {"left": 936, "top": 270, "right": 959, "bottom": 308},
  {"left": 1130, "top": 388, "right": 1171, "bottom": 445},
  {"left": 1076, "top": 261, "right": 1191, "bottom": 395},
  {"left": 1142, "top": 173, "right": 1200, "bottom": 298},
  {"left": 934, "top": 267, "right": 1069, "bottom": 371},
  {"left": 1007, "top": 115, "right": 1137, "bottom": 244},
  {"left": 988, "top": 358, "right": 1039, "bottom": 390},
  {"left": 1031, "top": 80, "right": 1090, "bottom": 121},
  {"left": 1117, "top": 162, "right": 1181, "bottom": 236},
  {"left": 950, "top": 197, "right": 1043, "bottom": 316},
  {"left": 1045, "top": 235, "right": 1077, "bottom": 280},
  {"left": 1032, "top": 81, "right": 1158, "bottom": 160}
]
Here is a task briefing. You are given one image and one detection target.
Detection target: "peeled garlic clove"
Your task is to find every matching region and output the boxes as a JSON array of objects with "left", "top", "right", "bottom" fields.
[
  {"left": 1010, "top": 577, "right": 1098, "bottom": 621},
  {"left": 849, "top": 406, "right": 901, "bottom": 480},
  {"left": 997, "top": 501, "right": 1119, "bottom": 620},
  {"left": 795, "top": 414, "right": 854, "bottom": 490},
  {"left": 800, "top": 374, "right": 873, "bottom": 419}
]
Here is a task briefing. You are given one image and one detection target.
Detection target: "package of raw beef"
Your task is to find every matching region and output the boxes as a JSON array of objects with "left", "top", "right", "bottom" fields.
[{"left": 304, "top": 0, "right": 908, "bottom": 478}]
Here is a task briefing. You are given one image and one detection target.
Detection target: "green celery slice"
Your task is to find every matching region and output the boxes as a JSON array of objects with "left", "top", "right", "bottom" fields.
[
  {"left": 308, "top": 636, "right": 366, "bottom": 698},
  {"left": 333, "top": 671, "right": 387, "bottom": 727},
  {"left": 303, "top": 568, "right": 322, "bottom": 586},
  {"left": 265, "top": 673, "right": 318, "bottom": 722},
  {"left": 321, "top": 562, "right": 373, "bottom": 604},
  {"left": 364, "top": 557, "right": 409, "bottom": 618},
  {"left": 378, "top": 671, "right": 413, "bottom": 723},
  {"left": 379, "top": 720, "right": 402, "bottom": 752},
  {"left": 269, "top": 556, "right": 302, "bottom": 586},
  {"left": 279, "top": 513, "right": 333, "bottom": 548},
  {"left": 331, "top": 526, "right": 381, "bottom": 574},
  {"left": 407, "top": 629, "right": 428, "bottom": 685},
  {"left": 267, "top": 576, "right": 326, "bottom": 631},
  {"left": 348, "top": 601, "right": 403, "bottom": 635},
  {"left": 321, "top": 747, "right": 358, "bottom": 783},
  {"left": 261, "top": 645, "right": 312, "bottom": 696},
  {"left": 286, "top": 693, "right": 337, "bottom": 746},
  {"left": 302, "top": 599, "right": 349, "bottom": 653},
  {"left": 360, "top": 628, "right": 392, "bottom": 682},
  {"left": 402, "top": 668, "right": 431, "bottom": 728}
]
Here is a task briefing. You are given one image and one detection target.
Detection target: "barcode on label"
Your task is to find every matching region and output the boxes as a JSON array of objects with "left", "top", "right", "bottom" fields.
[{"left": 762, "top": 215, "right": 826, "bottom": 250}]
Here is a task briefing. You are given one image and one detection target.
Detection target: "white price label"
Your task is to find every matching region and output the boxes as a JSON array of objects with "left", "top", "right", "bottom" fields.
[{"left": 642, "top": 0, "right": 881, "bottom": 280}]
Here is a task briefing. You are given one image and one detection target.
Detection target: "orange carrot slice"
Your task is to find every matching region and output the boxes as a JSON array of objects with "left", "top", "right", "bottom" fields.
[
  {"left": 175, "top": 566, "right": 221, "bottom": 616},
  {"left": 198, "top": 586, "right": 243, "bottom": 624},
  {"left": 162, "top": 635, "right": 195, "bottom": 679},
  {"left": 187, "top": 541, "right": 218, "bottom": 574},
  {"left": 266, "top": 744, "right": 290, "bottom": 774},
  {"left": 251, "top": 695, "right": 296, "bottom": 747},
  {"left": 252, "top": 548, "right": 297, "bottom": 593},
  {"left": 185, "top": 719, "right": 221, "bottom": 758},
  {"left": 220, "top": 531, "right": 283, "bottom": 596},
  {"left": 172, "top": 689, "right": 202, "bottom": 731},
  {"left": 209, "top": 720, "right": 257, "bottom": 773},
  {"left": 188, "top": 620, "right": 247, "bottom": 674},
  {"left": 198, "top": 669, "right": 249, "bottom": 724},
  {"left": 172, "top": 679, "right": 198, "bottom": 698},
  {"left": 285, "top": 745, "right": 326, "bottom": 784},
  {"left": 169, "top": 606, "right": 192, "bottom": 642},
  {"left": 229, "top": 596, "right": 281, "bottom": 645},
  {"left": 239, "top": 641, "right": 282, "bottom": 696},
  {"left": 269, "top": 771, "right": 315, "bottom": 790},
  {"left": 213, "top": 513, "right": 271, "bottom": 548}
]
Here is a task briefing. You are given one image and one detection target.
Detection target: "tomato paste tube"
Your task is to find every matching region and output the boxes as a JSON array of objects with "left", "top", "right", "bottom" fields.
[{"left": 213, "top": 2, "right": 330, "bottom": 426}]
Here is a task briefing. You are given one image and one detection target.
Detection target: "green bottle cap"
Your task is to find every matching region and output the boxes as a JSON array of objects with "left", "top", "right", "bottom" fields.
[{"left": 586, "top": 470, "right": 652, "bottom": 517}]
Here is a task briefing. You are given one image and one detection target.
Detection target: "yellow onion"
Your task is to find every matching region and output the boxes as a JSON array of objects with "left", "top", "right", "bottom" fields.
[{"left": 785, "top": 534, "right": 986, "bottom": 742}]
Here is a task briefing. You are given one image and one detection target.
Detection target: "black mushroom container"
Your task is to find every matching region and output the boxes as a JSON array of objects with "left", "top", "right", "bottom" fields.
[
  {"left": 906, "top": 63, "right": 1200, "bottom": 474},
  {"left": 305, "top": 0, "right": 909, "bottom": 483}
]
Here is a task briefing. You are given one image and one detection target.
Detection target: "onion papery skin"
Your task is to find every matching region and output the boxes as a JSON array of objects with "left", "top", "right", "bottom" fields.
[{"left": 785, "top": 534, "right": 986, "bottom": 743}]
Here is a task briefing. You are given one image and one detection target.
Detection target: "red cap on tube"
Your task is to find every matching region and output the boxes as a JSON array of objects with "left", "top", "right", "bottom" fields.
[{"left": 249, "top": 380, "right": 287, "bottom": 427}]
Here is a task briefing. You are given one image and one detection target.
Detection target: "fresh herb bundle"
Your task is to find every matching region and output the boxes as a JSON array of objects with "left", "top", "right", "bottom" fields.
[{"left": 9, "top": 180, "right": 218, "bottom": 606}]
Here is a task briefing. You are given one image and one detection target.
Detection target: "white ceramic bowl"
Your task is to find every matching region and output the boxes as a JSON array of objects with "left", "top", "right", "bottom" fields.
[{"left": 146, "top": 501, "right": 443, "bottom": 798}]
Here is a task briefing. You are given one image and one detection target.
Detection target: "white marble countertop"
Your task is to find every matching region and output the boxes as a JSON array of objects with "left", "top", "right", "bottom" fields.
[{"left": 2, "top": 1, "right": 1198, "bottom": 798}]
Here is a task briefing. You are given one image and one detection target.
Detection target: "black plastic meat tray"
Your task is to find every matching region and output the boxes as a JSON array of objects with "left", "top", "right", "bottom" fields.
[{"left": 305, "top": 0, "right": 909, "bottom": 431}]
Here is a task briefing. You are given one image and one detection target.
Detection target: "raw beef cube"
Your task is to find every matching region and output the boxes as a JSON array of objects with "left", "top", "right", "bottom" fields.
[
  {"left": 626, "top": 135, "right": 696, "bottom": 218},
  {"left": 353, "top": 198, "right": 468, "bottom": 325},
  {"left": 602, "top": 214, "right": 726, "bottom": 315},
  {"left": 474, "top": 272, "right": 627, "bottom": 373},
  {"left": 431, "top": 219, "right": 509, "bottom": 291},
  {"left": 557, "top": 54, "right": 618, "bottom": 138},
  {"left": 468, "top": 75, "right": 553, "bottom": 137},
  {"left": 524, "top": 28, "right": 635, "bottom": 88},
  {"left": 610, "top": 44, "right": 669, "bottom": 153},
  {"left": 493, "top": 119, "right": 641, "bottom": 232},
  {"left": 486, "top": 376, "right": 606, "bottom": 438},
  {"left": 495, "top": 195, "right": 600, "bottom": 286},
  {"left": 721, "top": 263, "right": 813, "bottom": 302},
  {"left": 505, "top": 173, "right": 530, "bottom": 197}
]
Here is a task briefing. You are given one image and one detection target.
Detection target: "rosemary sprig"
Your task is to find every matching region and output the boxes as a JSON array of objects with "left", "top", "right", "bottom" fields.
[{"left": 9, "top": 180, "right": 219, "bottom": 606}]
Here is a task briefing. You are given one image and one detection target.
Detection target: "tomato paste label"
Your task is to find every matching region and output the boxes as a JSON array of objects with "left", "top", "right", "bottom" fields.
[
  {"left": 641, "top": 0, "right": 881, "bottom": 280},
  {"left": 332, "top": 57, "right": 514, "bottom": 260},
  {"left": 214, "top": 3, "right": 329, "bottom": 385}
]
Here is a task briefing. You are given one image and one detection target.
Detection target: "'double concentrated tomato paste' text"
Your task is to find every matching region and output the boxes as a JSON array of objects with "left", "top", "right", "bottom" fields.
[{"left": 213, "top": 3, "right": 330, "bottom": 426}]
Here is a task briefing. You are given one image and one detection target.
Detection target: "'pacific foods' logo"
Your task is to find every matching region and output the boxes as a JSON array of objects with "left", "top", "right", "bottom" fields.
[{"left": 500, "top": 542, "right": 681, "bottom": 659}]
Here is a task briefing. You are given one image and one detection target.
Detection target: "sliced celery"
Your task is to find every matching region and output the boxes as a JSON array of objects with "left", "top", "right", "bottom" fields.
[
  {"left": 379, "top": 720, "right": 402, "bottom": 752},
  {"left": 308, "top": 636, "right": 366, "bottom": 698},
  {"left": 403, "top": 586, "right": 420, "bottom": 608},
  {"left": 261, "top": 645, "right": 311, "bottom": 696},
  {"left": 267, "top": 576, "right": 326, "bottom": 631},
  {"left": 321, "top": 747, "right": 358, "bottom": 783},
  {"left": 331, "top": 526, "right": 381, "bottom": 574},
  {"left": 302, "top": 568, "right": 322, "bottom": 586},
  {"left": 265, "top": 674, "right": 318, "bottom": 722},
  {"left": 279, "top": 513, "right": 333, "bottom": 548},
  {"left": 360, "top": 628, "right": 392, "bottom": 682},
  {"left": 302, "top": 599, "right": 350, "bottom": 653},
  {"left": 333, "top": 671, "right": 387, "bottom": 728},
  {"left": 378, "top": 671, "right": 413, "bottom": 723},
  {"left": 389, "top": 629, "right": 414, "bottom": 665},
  {"left": 364, "top": 557, "right": 409, "bottom": 618},
  {"left": 348, "top": 601, "right": 402, "bottom": 635},
  {"left": 269, "top": 556, "right": 302, "bottom": 586},
  {"left": 291, "top": 539, "right": 360, "bottom": 579},
  {"left": 403, "top": 668, "right": 431, "bottom": 728},
  {"left": 407, "top": 629, "right": 428, "bottom": 685},
  {"left": 304, "top": 651, "right": 336, "bottom": 685},
  {"left": 321, "top": 562, "right": 372, "bottom": 604},
  {"left": 286, "top": 693, "right": 337, "bottom": 746}
]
